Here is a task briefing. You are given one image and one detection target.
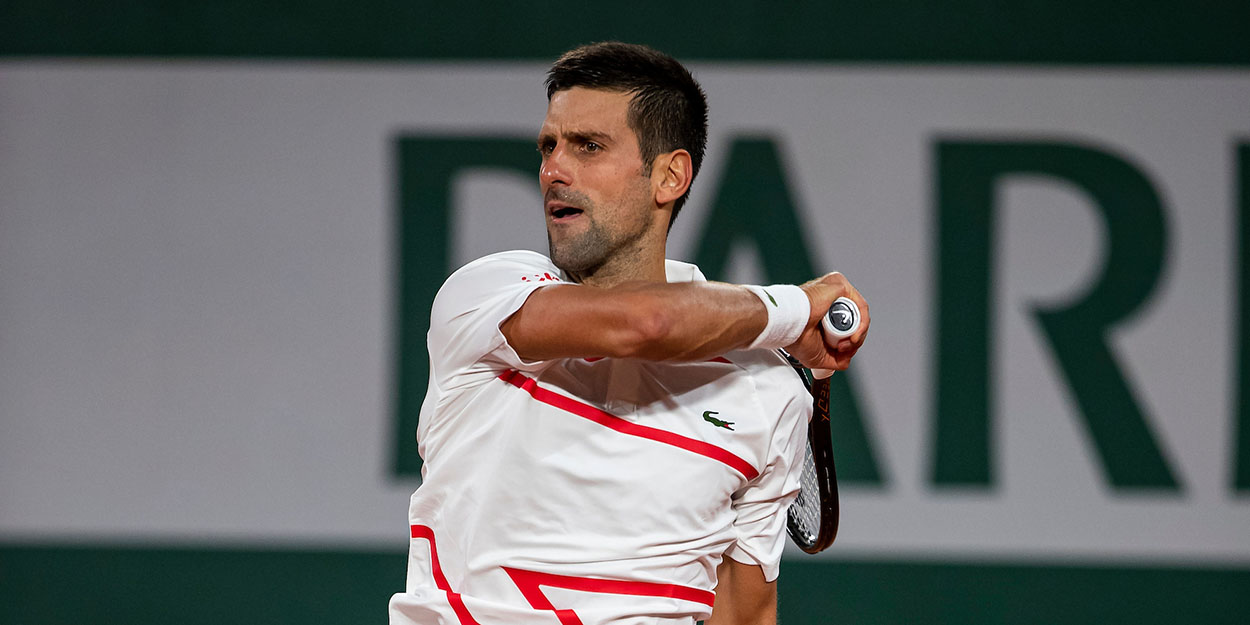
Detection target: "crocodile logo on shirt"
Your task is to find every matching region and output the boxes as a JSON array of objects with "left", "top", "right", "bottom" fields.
[{"left": 702, "top": 410, "right": 735, "bottom": 431}]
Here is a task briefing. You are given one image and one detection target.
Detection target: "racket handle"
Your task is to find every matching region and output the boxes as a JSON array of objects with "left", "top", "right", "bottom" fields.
[
  {"left": 821, "top": 297, "right": 861, "bottom": 339},
  {"left": 811, "top": 297, "right": 860, "bottom": 379},
  {"left": 809, "top": 297, "right": 861, "bottom": 380}
]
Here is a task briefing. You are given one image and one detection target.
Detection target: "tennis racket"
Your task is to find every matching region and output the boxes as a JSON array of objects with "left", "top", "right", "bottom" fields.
[{"left": 783, "top": 296, "right": 860, "bottom": 554}]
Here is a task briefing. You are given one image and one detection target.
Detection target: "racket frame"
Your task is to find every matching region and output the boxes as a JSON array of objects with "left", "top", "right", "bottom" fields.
[{"left": 781, "top": 350, "right": 840, "bottom": 554}]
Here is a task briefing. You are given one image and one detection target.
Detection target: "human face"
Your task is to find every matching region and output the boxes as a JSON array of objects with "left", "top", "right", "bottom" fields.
[{"left": 537, "top": 87, "right": 656, "bottom": 276}]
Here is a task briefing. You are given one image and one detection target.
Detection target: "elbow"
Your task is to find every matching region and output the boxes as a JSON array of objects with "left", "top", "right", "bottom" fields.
[{"left": 611, "top": 295, "right": 676, "bottom": 359}]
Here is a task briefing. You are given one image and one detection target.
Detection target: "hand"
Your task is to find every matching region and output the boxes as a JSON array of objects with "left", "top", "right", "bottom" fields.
[{"left": 785, "top": 272, "right": 869, "bottom": 371}]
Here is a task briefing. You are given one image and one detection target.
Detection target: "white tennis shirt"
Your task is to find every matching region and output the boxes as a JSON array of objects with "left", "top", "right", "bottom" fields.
[{"left": 389, "top": 250, "right": 810, "bottom": 625}]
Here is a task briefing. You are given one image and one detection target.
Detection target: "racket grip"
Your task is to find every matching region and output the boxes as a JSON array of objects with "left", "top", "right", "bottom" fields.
[
  {"left": 810, "top": 298, "right": 860, "bottom": 379},
  {"left": 821, "top": 296, "right": 861, "bottom": 339}
]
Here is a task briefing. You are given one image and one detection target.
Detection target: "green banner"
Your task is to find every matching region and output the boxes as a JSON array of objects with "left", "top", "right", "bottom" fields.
[
  {"left": 2, "top": 0, "right": 1247, "bottom": 64},
  {"left": 3, "top": 544, "right": 1248, "bottom": 624}
]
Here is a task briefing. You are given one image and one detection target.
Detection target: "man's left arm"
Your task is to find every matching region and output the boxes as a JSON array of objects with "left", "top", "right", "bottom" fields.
[{"left": 707, "top": 557, "right": 777, "bottom": 625}]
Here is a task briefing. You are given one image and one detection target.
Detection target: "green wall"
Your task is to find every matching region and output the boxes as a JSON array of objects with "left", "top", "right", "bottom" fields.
[
  {"left": 2, "top": 0, "right": 1247, "bottom": 64},
  {"left": 4, "top": 544, "right": 1248, "bottom": 624}
]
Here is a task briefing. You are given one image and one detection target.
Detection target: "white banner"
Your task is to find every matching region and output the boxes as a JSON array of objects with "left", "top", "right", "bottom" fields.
[{"left": 1, "top": 61, "right": 1248, "bottom": 563}]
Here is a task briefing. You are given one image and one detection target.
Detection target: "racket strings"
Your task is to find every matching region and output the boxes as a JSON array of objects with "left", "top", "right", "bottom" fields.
[{"left": 789, "top": 437, "right": 823, "bottom": 548}]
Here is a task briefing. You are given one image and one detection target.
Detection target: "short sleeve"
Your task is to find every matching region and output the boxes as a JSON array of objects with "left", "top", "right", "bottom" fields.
[
  {"left": 427, "top": 251, "right": 564, "bottom": 384},
  {"left": 723, "top": 381, "right": 810, "bottom": 582}
]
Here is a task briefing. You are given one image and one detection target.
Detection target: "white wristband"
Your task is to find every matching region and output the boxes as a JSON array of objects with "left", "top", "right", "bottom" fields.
[{"left": 742, "top": 284, "right": 810, "bottom": 350}]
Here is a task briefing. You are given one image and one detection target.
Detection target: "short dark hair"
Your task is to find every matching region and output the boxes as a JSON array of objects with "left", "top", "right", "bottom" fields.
[{"left": 546, "top": 42, "right": 708, "bottom": 227}]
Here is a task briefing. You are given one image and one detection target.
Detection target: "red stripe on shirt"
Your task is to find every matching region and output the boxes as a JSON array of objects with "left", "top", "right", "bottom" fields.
[
  {"left": 503, "top": 566, "right": 716, "bottom": 625},
  {"left": 498, "top": 370, "right": 759, "bottom": 480},
  {"left": 409, "top": 524, "right": 481, "bottom": 625},
  {"left": 504, "top": 567, "right": 716, "bottom": 607}
]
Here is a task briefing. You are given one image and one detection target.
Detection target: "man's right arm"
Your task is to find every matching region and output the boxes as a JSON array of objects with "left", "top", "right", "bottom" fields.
[{"left": 500, "top": 273, "right": 868, "bottom": 369}]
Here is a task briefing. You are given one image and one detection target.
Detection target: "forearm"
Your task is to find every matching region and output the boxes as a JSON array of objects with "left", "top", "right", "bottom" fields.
[
  {"left": 502, "top": 280, "right": 770, "bottom": 362},
  {"left": 707, "top": 558, "right": 778, "bottom": 625},
  {"left": 616, "top": 281, "right": 769, "bottom": 361}
]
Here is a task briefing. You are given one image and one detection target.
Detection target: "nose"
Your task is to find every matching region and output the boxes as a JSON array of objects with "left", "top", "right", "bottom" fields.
[{"left": 540, "top": 143, "right": 572, "bottom": 189}]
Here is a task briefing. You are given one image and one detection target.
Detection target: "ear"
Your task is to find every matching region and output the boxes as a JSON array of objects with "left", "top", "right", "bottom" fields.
[{"left": 652, "top": 149, "right": 693, "bottom": 207}]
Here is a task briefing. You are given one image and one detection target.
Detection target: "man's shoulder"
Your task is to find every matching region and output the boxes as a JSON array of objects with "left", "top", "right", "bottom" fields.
[
  {"left": 440, "top": 250, "right": 563, "bottom": 289},
  {"left": 451, "top": 250, "right": 559, "bottom": 277}
]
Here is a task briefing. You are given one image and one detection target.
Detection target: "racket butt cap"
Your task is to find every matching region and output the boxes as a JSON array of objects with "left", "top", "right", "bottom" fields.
[{"left": 821, "top": 297, "right": 860, "bottom": 338}]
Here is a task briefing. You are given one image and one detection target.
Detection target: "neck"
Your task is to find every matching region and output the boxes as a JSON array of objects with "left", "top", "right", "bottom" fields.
[{"left": 569, "top": 233, "right": 668, "bottom": 288}]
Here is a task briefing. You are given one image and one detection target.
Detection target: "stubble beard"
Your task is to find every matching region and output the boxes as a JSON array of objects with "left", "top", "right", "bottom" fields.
[
  {"left": 548, "top": 216, "right": 615, "bottom": 276},
  {"left": 546, "top": 176, "right": 654, "bottom": 281}
]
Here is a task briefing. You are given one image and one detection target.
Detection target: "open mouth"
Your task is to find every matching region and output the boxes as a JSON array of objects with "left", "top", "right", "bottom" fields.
[{"left": 550, "top": 206, "right": 584, "bottom": 220}]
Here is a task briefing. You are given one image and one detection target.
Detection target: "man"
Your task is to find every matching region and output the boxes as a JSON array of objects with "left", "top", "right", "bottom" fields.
[{"left": 389, "top": 42, "right": 868, "bottom": 625}]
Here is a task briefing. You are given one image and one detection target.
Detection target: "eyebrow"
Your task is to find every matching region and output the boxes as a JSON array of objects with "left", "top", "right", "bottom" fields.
[{"left": 537, "top": 129, "right": 614, "bottom": 147}]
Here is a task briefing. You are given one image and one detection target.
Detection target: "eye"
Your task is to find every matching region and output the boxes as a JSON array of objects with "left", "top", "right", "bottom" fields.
[{"left": 583, "top": 141, "right": 601, "bottom": 153}]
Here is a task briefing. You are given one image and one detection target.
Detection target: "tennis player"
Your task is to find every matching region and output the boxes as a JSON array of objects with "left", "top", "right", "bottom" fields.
[{"left": 389, "top": 42, "right": 869, "bottom": 625}]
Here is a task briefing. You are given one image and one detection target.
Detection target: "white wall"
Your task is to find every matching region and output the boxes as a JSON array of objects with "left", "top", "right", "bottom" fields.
[{"left": 1, "top": 61, "right": 1247, "bottom": 563}]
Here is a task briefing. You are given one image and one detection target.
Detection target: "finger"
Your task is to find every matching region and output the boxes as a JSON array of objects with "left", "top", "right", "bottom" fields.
[
  {"left": 850, "top": 322, "right": 870, "bottom": 347},
  {"left": 848, "top": 301, "right": 869, "bottom": 345},
  {"left": 816, "top": 342, "right": 851, "bottom": 370}
]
